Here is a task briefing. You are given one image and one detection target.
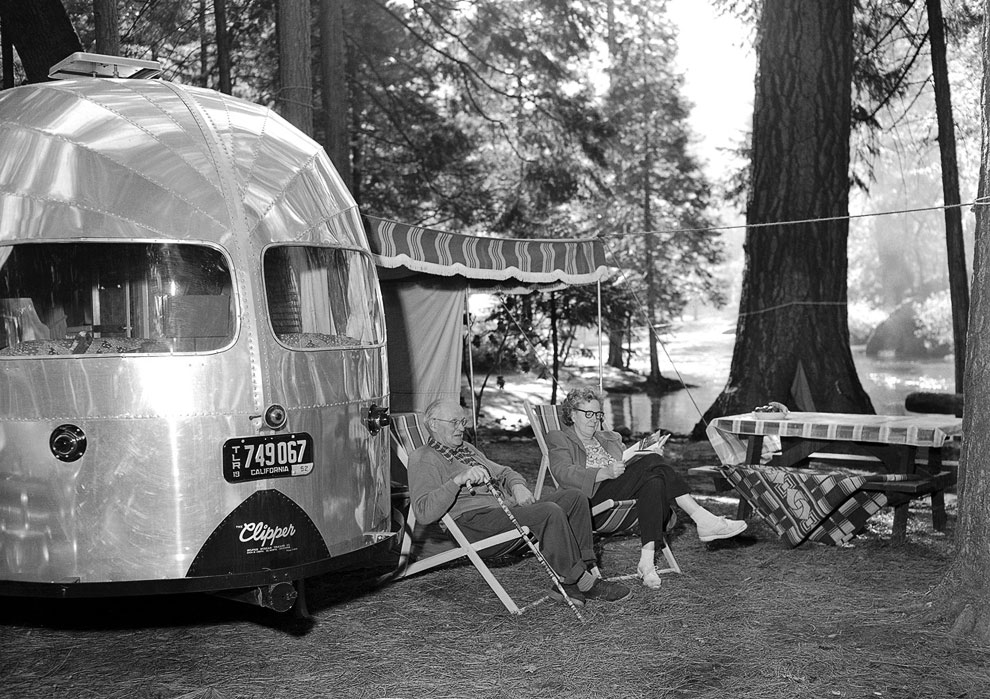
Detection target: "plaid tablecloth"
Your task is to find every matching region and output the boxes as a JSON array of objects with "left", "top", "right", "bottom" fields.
[{"left": 719, "top": 464, "right": 911, "bottom": 546}]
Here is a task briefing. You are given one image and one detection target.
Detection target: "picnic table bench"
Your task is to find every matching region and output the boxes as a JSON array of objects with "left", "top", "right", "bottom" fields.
[{"left": 689, "top": 463, "right": 956, "bottom": 543}]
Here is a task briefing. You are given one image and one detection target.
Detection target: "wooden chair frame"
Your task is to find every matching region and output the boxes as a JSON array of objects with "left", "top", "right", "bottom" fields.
[
  {"left": 388, "top": 412, "right": 532, "bottom": 614},
  {"left": 524, "top": 402, "right": 680, "bottom": 575}
]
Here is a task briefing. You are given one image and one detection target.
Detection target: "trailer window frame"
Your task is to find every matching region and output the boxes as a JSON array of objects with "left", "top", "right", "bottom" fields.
[
  {"left": 262, "top": 243, "right": 385, "bottom": 351},
  {"left": 0, "top": 239, "right": 237, "bottom": 358}
]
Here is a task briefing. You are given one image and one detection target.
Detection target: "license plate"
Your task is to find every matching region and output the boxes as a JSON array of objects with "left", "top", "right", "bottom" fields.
[{"left": 222, "top": 433, "right": 314, "bottom": 483}]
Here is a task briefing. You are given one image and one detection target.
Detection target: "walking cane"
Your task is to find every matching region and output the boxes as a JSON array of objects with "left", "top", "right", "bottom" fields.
[{"left": 475, "top": 469, "right": 586, "bottom": 622}]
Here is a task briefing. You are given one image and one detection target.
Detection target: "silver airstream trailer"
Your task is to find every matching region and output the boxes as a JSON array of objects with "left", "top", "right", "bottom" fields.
[{"left": 0, "top": 54, "right": 393, "bottom": 612}]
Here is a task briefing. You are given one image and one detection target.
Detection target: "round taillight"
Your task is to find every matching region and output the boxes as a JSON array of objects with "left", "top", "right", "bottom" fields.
[
  {"left": 50, "top": 424, "right": 87, "bottom": 462},
  {"left": 264, "top": 404, "right": 287, "bottom": 430}
]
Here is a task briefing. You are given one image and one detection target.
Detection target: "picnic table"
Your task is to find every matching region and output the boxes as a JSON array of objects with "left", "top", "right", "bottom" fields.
[{"left": 695, "top": 412, "right": 962, "bottom": 545}]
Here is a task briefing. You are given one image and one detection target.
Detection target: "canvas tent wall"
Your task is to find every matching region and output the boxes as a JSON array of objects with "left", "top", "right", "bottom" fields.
[{"left": 364, "top": 216, "right": 610, "bottom": 413}]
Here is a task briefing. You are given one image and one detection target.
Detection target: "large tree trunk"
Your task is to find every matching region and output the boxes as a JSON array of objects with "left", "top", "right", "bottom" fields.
[
  {"left": 0, "top": 0, "right": 81, "bottom": 84},
  {"left": 199, "top": 0, "right": 209, "bottom": 88},
  {"left": 644, "top": 214, "right": 661, "bottom": 383},
  {"left": 926, "top": 0, "right": 969, "bottom": 393},
  {"left": 93, "top": 0, "right": 119, "bottom": 56},
  {"left": 641, "top": 125, "right": 664, "bottom": 387},
  {"left": 319, "top": 0, "right": 352, "bottom": 191},
  {"left": 214, "top": 0, "right": 231, "bottom": 94},
  {"left": 277, "top": 0, "right": 313, "bottom": 137},
  {"left": 2, "top": 16, "right": 14, "bottom": 89},
  {"left": 607, "top": 328, "right": 624, "bottom": 368},
  {"left": 935, "top": 0, "right": 990, "bottom": 643},
  {"left": 696, "top": 0, "right": 871, "bottom": 437}
]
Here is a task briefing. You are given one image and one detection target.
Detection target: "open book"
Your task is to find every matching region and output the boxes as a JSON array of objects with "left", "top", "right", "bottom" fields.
[{"left": 622, "top": 430, "right": 671, "bottom": 462}]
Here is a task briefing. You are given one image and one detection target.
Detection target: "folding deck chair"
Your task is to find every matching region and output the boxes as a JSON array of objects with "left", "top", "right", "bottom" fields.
[
  {"left": 388, "top": 412, "right": 533, "bottom": 614},
  {"left": 524, "top": 402, "right": 680, "bottom": 575}
]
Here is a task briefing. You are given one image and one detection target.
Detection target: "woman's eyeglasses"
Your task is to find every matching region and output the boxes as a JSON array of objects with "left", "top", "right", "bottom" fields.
[
  {"left": 434, "top": 417, "right": 469, "bottom": 427},
  {"left": 576, "top": 410, "right": 605, "bottom": 420}
]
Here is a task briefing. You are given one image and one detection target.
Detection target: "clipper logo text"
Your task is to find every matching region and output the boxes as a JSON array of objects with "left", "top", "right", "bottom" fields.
[{"left": 239, "top": 521, "right": 296, "bottom": 548}]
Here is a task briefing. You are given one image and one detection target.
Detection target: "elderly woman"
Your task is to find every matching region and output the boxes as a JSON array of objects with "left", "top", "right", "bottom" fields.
[{"left": 546, "top": 387, "right": 747, "bottom": 589}]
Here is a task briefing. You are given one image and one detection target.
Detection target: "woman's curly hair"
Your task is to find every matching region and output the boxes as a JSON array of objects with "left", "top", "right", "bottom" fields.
[{"left": 560, "top": 387, "right": 605, "bottom": 426}]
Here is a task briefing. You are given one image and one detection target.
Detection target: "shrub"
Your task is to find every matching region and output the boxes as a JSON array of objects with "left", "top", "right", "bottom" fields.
[
  {"left": 915, "top": 290, "right": 954, "bottom": 352},
  {"left": 848, "top": 302, "right": 887, "bottom": 345}
]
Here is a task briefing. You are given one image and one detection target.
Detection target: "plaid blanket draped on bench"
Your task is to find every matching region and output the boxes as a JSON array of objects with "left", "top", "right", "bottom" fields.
[{"left": 719, "top": 465, "right": 912, "bottom": 546}]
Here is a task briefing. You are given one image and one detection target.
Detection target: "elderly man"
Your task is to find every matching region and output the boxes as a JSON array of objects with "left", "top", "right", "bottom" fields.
[{"left": 408, "top": 399, "right": 630, "bottom": 607}]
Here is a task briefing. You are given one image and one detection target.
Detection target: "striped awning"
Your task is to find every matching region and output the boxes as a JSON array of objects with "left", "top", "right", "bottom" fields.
[{"left": 364, "top": 215, "right": 609, "bottom": 287}]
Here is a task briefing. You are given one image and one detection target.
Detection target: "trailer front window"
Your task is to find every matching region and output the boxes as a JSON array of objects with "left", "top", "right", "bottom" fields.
[
  {"left": 263, "top": 246, "right": 383, "bottom": 349},
  {"left": 0, "top": 242, "right": 234, "bottom": 356}
]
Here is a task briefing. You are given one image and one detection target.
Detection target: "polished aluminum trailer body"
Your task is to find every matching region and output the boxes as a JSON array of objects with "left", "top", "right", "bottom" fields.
[{"left": 0, "top": 78, "right": 392, "bottom": 596}]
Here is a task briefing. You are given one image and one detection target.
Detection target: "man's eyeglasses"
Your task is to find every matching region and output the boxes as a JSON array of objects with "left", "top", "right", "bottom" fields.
[
  {"left": 434, "top": 417, "right": 469, "bottom": 427},
  {"left": 576, "top": 410, "right": 605, "bottom": 420}
]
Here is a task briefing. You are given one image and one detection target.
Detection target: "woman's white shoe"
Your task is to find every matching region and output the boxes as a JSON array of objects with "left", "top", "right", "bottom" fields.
[
  {"left": 637, "top": 565, "right": 663, "bottom": 589},
  {"left": 696, "top": 516, "right": 748, "bottom": 542}
]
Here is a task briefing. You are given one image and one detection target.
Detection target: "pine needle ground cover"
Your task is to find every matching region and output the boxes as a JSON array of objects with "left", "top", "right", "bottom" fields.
[{"left": 2, "top": 437, "right": 985, "bottom": 699}]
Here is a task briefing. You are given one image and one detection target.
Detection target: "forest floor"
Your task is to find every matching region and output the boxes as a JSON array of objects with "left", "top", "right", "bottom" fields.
[{"left": 1, "top": 382, "right": 986, "bottom": 699}]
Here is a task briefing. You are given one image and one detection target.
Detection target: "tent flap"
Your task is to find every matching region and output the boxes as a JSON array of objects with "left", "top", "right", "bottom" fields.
[
  {"left": 364, "top": 215, "right": 609, "bottom": 288},
  {"left": 380, "top": 280, "right": 464, "bottom": 413}
]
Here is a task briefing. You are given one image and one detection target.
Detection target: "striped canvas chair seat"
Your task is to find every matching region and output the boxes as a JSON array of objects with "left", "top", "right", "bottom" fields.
[
  {"left": 386, "top": 412, "right": 533, "bottom": 614},
  {"left": 524, "top": 402, "right": 680, "bottom": 575}
]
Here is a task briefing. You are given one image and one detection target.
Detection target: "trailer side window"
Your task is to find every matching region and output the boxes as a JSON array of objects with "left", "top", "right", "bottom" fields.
[
  {"left": 263, "top": 246, "right": 383, "bottom": 349},
  {"left": 0, "top": 242, "right": 234, "bottom": 356}
]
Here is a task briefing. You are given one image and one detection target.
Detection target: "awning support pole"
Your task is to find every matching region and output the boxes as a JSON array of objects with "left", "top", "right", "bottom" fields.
[
  {"left": 465, "top": 293, "right": 479, "bottom": 433},
  {"left": 597, "top": 279, "right": 604, "bottom": 394}
]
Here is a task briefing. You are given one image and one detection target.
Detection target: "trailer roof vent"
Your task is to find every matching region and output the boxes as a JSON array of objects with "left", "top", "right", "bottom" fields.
[{"left": 48, "top": 52, "right": 163, "bottom": 80}]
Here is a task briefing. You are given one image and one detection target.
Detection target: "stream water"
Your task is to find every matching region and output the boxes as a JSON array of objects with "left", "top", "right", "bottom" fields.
[{"left": 604, "top": 316, "right": 957, "bottom": 435}]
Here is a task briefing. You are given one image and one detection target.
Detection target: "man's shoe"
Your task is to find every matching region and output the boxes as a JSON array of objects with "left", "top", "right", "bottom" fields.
[
  {"left": 583, "top": 578, "right": 632, "bottom": 603},
  {"left": 548, "top": 583, "right": 585, "bottom": 607},
  {"left": 697, "top": 516, "right": 748, "bottom": 542}
]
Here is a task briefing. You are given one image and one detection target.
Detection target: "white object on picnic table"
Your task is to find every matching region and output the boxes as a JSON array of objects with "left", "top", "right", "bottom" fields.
[{"left": 752, "top": 400, "right": 790, "bottom": 420}]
